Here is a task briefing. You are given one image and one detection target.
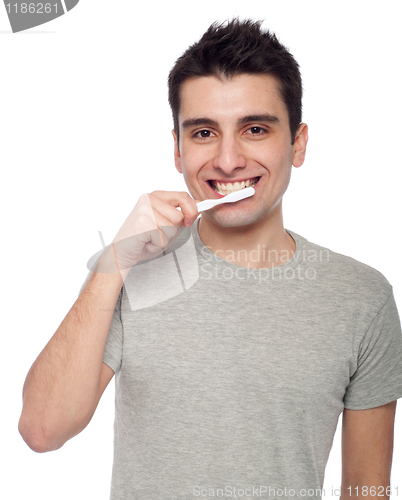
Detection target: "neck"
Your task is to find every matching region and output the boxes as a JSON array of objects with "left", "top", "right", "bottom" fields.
[{"left": 197, "top": 206, "right": 295, "bottom": 269}]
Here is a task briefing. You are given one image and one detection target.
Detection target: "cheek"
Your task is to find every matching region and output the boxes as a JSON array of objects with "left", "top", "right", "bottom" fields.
[
  {"left": 263, "top": 141, "right": 294, "bottom": 172},
  {"left": 179, "top": 161, "right": 203, "bottom": 196},
  {"left": 257, "top": 148, "right": 293, "bottom": 194},
  {"left": 180, "top": 149, "right": 207, "bottom": 180},
  {"left": 249, "top": 138, "right": 285, "bottom": 166},
  {"left": 181, "top": 161, "right": 198, "bottom": 183},
  {"left": 254, "top": 150, "right": 286, "bottom": 174},
  {"left": 182, "top": 145, "right": 207, "bottom": 165}
]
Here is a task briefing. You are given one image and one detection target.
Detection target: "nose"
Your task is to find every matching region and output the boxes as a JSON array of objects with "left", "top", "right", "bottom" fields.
[{"left": 212, "top": 135, "right": 247, "bottom": 174}]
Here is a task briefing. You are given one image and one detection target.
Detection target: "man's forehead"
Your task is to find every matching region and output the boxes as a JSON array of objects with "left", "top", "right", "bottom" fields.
[{"left": 178, "top": 73, "right": 286, "bottom": 126}]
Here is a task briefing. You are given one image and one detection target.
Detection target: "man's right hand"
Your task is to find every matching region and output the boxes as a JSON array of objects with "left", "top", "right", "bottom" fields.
[{"left": 101, "top": 191, "right": 200, "bottom": 277}]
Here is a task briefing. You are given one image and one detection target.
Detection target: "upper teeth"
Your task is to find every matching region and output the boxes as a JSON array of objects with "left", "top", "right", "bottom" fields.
[{"left": 211, "top": 178, "right": 259, "bottom": 194}]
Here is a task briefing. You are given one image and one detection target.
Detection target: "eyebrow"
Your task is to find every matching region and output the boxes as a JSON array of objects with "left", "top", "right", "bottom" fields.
[
  {"left": 181, "top": 114, "right": 280, "bottom": 130},
  {"left": 238, "top": 114, "right": 280, "bottom": 125}
]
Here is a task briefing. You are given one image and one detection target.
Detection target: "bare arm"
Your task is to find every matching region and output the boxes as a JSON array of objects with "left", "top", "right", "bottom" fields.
[
  {"left": 18, "top": 191, "right": 200, "bottom": 454},
  {"left": 341, "top": 400, "right": 397, "bottom": 500},
  {"left": 18, "top": 268, "right": 122, "bottom": 453}
]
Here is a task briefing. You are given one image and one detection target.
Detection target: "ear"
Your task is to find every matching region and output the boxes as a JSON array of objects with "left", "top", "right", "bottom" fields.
[
  {"left": 292, "top": 123, "right": 308, "bottom": 168},
  {"left": 172, "top": 130, "right": 182, "bottom": 174}
]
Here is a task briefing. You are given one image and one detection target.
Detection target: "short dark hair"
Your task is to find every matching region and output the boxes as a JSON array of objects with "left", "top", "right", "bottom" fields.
[{"left": 168, "top": 18, "right": 303, "bottom": 145}]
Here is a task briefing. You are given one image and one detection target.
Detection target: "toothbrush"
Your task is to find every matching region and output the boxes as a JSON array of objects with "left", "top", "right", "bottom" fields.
[
  {"left": 87, "top": 187, "right": 256, "bottom": 271},
  {"left": 196, "top": 186, "right": 255, "bottom": 213}
]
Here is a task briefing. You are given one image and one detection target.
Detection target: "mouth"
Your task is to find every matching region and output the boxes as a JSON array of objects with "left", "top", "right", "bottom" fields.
[{"left": 207, "top": 176, "right": 261, "bottom": 197}]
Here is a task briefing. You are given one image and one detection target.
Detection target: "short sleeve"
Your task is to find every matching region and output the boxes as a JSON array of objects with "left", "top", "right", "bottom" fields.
[
  {"left": 79, "top": 270, "right": 123, "bottom": 375},
  {"left": 344, "top": 290, "right": 402, "bottom": 410}
]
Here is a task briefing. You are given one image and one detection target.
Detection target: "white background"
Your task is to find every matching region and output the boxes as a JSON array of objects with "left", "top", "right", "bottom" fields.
[{"left": 2, "top": 1, "right": 401, "bottom": 499}]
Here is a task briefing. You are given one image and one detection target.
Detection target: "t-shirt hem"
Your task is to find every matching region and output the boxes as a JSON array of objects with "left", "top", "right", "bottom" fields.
[
  {"left": 102, "top": 355, "right": 119, "bottom": 374},
  {"left": 344, "top": 389, "right": 402, "bottom": 410}
]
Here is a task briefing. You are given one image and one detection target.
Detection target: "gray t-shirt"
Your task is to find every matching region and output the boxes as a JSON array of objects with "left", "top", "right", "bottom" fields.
[{"left": 80, "top": 222, "right": 402, "bottom": 500}]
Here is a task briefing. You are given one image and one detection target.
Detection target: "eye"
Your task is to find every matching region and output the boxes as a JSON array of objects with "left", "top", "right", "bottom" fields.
[
  {"left": 193, "top": 130, "right": 215, "bottom": 139},
  {"left": 245, "top": 126, "right": 267, "bottom": 136}
]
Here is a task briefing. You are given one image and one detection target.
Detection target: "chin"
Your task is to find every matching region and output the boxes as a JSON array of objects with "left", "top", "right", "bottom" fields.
[{"left": 207, "top": 210, "right": 262, "bottom": 228}]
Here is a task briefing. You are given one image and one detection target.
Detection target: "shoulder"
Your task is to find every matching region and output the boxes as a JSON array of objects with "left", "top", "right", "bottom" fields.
[{"left": 288, "top": 230, "right": 393, "bottom": 305}]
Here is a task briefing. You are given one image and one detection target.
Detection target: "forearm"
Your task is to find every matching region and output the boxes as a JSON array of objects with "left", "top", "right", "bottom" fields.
[
  {"left": 18, "top": 259, "right": 123, "bottom": 452},
  {"left": 341, "top": 403, "right": 396, "bottom": 500}
]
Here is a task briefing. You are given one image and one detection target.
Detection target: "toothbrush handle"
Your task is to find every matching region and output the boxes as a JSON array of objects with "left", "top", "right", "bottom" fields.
[{"left": 196, "top": 199, "right": 218, "bottom": 212}]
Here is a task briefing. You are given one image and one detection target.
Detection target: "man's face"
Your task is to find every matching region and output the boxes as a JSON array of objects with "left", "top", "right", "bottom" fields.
[{"left": 173, "top": 73, "right": 308, "bottom": 228}]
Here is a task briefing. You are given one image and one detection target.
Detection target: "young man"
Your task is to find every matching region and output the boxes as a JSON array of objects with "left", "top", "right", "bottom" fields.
[{"left": 19, "top": 19, "right": 402, "bottom": 500}]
